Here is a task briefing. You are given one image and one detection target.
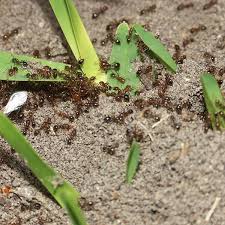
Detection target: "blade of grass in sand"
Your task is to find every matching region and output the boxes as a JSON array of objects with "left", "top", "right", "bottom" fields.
[
  {"left": 0, "top": 51, "right": 67, "bottom": 81},
  {"left": 200, "top": 73, "right": 225, "bottom": 130},
  {"left": 133, "top": 24, "right": 177, "bottom": 73},
  {"left": 126, "top": 139, "right": 140, "bottom": 183},
  {"left": 49, "top": 0, "right": 106, "bottom": 83},
  {"left": 107, "top": 22, "right": 139, "bottom": 93},
  {"left": 0, "top": 112, "right": 87, "bottom": 225}
]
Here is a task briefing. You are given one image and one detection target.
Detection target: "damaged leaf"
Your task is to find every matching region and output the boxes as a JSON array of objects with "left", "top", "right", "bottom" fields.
[
  {"left": 133, "top": 24, "right": 177, "bottom": 73},
  {"left": 107, "top": 22, "right": 140, "bottom": 93}
]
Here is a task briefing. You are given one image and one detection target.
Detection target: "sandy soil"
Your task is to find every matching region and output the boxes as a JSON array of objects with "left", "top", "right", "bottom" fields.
[{"left": 1, "top": 0, "right": 225, "bottom": 224}]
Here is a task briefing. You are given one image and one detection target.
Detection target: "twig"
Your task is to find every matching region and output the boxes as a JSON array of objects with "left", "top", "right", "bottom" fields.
[
  {"left": 137, "top": 121, "right": 154, "bottom": 141},
  {"left": 152, "top": 114, "right": 170, "bottom": 129},
  {"left": 205, "top": 197, "right": 221, "bottom": 222}
]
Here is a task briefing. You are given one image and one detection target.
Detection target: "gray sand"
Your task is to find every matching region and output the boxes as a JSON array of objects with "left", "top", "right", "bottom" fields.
[{"left": 1, "top": 0, "right": 225, "bottom": 224}]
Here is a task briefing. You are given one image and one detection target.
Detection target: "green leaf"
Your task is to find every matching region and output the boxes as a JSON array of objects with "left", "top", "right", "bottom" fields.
[
  {"left": 133, "top": 24, "right": 177, "bottom": 73},
  {"left": 200, "top": 73, "right": 225, "bottom": 130},
  {"left": 0, "top": 112, "right": 87, "bottom": 225},
  {"left": 126, "top": 139, "right": 140, "bottom": 183},
  {"left": 49, "top": 0, "right": 106, "bottom": 83},
  {"left": 0, "top": 51, "right": 66, "bottom": 81},
  {"left": 107, "top": 22, "right": 140, "bottom": 93}
]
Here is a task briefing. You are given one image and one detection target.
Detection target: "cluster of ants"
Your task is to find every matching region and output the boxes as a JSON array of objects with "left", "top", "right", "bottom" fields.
[{"left": 0, "top": 0, "right": 220, "bottom": 148}]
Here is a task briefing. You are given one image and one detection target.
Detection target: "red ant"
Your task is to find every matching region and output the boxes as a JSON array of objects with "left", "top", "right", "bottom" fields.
[
  {"left": 203, "top": 0, "right": 217, "bottom": 10},
  {"left": 92, "top": 6, "right": 108, "bottom": 19},
  {"left": 177, "top": 2, "right": 194, "bottom": 11},
  {"left": 140, "top": 4, "right": 156, "bottom": 15},
  {"left": 2, "top": 27, "right": 21, "bottom": 41}
]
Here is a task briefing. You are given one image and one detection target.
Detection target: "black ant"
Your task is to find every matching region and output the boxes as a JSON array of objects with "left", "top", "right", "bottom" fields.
[{"left": 2, "top": 27, "right": 20, "bottom": 41}]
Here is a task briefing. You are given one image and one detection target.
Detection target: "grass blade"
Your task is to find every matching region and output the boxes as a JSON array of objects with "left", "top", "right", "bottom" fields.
[
  {"left": 0, "top": 51, "right": 67, "bottom": 81},
  {"left": 49, "top": 0, "right": 106, "bottom": 82},
  {"left": 133, "top": 24, "right": 177, "bottom": 73},
  {"left": 200, "top": 73, "right": 225, "bottom": 130},
  {"left": 126, "top": 139, "right": 140, "bottom": 183},
  {"left": 0, "top": 112, "right": 87, "bottom": 225},
  {"left": 107, "top": 22, "right": 140, "bottom": 93}
]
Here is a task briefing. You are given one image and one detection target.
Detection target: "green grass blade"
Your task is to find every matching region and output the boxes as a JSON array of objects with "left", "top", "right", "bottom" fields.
[
  {"left": 126, "top": 139, "right": 140, "bottom": 183},
  {"left": 0, "top": 112, "right": 87, "bottom": 225},
  {"left": 49, "top": 0, "right": 106, "bottom": 83},
  {"left": 133, "top": 24, "right": 177, "bottom": 73},
  {"left": 0, "top": 51, "right": 66, "bottom": 81},
  {"left": 107, "top": 22, "right": 140, "bottom": 93},
  {"left": 200, "top": 73, "right": 225, "bottom": 130}
]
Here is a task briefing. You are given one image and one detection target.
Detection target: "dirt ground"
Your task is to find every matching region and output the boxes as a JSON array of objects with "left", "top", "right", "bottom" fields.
[{"left": 1, "top": 0, "right": 225, "bottom": 224}]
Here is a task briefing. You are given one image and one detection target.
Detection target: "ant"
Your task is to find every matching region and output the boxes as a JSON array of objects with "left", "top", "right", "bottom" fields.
[
  {"left": 203, "top": 0, "right": 217, "bottom": 10},
  {"left": 170, "top": 115, "right": 181, "bottom": 130},
  {"left": 66, "top": 128, "right": 76, "bottom": 145},
  {"left": 79, "top": 197, "right": 95, "bottom": 211},
  {"left": 40, "top": 117, "right": 52, "bottom": 134},
  {"left": 55, "top": 110, "right": 75, "bottom": 122},
  {"left": 113, "top": 109, "right": 133, "bottom": 124},
  {"left": 203, "top": 52, "right": 215, "bottom": 63},
  {"left": 126, "top": 126, "right": 144, "bottom": 143},
  {"left": 8, "top": 67, "right": 18, "bottom": 76},
  {"left": 102, "top": 143, "right": 119, "bottom": 155},
  {"left": 140, "top": 4, "right": 156, "bottom": 15},
  {"left": 100, "top": 33, "right": 115, "bottom": 46},
  {"left": 111, "top": 74, "right": 125, "bottom": 84},
  {"left": 92, "top": 5, "right": 108, "bottom": 19},
  {"left": 44, "top": 47, "right": 51, "bottom": 59},
  {"left": 22, "top": 112, "right": 34, "bottom": 135},
  {"left": 182, "top": 37, "right": 194, "bottom": 48},
  {"left": 177, "top": 2, "right": 194, "bottom": 11},
  {"left": 92, "top": 38, "right": 97, "bottom": 44},
  {"left": 189, "top": 24, "right": 207, "bottom": 34},
  {"left": 106, "top": 18, "right": 129, "bottom": 32},
  {"left": 2, "top": 27, "right": 21, "bottom": 41},
  {"left": 99, "top": 58, "right": 111, "bottom": 72},
  {"left": 172, "top": 44, "right": 186, "bottom": 63},
  {"left": 126, "top": 27, "right": 133, "bottom": 43},
  {"left": 32, "top": 49, "right": 41, "bottom": 58}
]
